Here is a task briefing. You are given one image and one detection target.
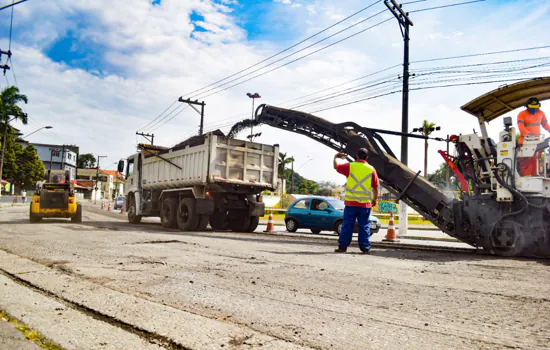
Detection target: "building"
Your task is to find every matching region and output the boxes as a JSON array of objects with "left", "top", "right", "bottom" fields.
[
  {"left": 23, "top": 143, "right": 79, "bottom": 175},
  {"left": 76, "top": 168, "right": 125, "bottom": 200}
]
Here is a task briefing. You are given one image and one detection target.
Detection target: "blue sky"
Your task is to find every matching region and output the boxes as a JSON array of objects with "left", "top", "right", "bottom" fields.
[{"left": 1, "top": 0, "right": 550, "bottom": 183}]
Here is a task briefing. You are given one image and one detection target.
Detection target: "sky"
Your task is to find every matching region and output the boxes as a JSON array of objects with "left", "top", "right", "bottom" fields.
[{"left": 1, "top": 0, "right": 549, "bottom": 185}]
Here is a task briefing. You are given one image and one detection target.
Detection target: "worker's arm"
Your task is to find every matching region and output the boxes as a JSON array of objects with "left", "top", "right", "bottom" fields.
[
  {"left": 333, "top": 153, "right": 346, "bottom": 170},
  {"left": 517, "top": 112, "right": 530, "bottom": 135},
  {"left": 541, "top": 111, "right": 550, "bottom": 133},
  {"left": 371, "top": 170, "right": 380, "bottom": 207}
]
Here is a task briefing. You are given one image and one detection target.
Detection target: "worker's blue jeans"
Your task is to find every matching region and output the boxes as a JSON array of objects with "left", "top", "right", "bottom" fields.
[{"left": 338, "top": 206, "right": 371, "bottom": 251}]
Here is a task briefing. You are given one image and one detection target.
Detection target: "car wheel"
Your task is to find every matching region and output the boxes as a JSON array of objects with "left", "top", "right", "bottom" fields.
[
  {"left": 310, "top": 229, "right": 321, "bottom": 234},
  {"left": 286, "top": 218, "right": 298, "bottom": 232},
  {"left": 335, "top": 220, "right": 343, "bottom": 235}
]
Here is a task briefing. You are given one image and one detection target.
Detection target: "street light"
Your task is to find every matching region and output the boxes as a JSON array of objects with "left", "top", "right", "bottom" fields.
[
  {"left": 246, "top": 92, "right": 261, "bottom": 141},
  {"left": 23, "top": 126, "right": 52, "bottom": 138}
]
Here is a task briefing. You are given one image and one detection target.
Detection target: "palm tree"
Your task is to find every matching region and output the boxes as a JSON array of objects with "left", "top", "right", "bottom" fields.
[
  {"left": 421, "top": 120, "right": 437, "bottom": 179},
  {"left": 278, "top": 152, "right": 294, "bottom": 193},
  {"left": 0, "top": 86, "right": 29, "bottom": 183}
]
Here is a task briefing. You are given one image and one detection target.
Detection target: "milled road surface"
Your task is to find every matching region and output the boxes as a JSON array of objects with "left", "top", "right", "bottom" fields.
[{"left": 0, "top": 203, "right": 549, "bottom": 350}]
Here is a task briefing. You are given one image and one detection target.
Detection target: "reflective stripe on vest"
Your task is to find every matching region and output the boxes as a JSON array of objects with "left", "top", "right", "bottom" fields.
[{"left": 344, "top": 162, "right": 374, "bottom": 203}]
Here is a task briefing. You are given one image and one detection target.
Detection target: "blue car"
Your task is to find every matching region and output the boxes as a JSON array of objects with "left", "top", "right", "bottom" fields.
[{"left": 284, "top": 196, "right": 381, "bottom": 235}]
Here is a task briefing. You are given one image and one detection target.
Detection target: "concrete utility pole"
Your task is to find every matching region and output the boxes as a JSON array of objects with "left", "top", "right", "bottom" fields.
[
  {"left": 136, "top": 132, "right": 154, "bottom": 145},
  {"left": 178, "top": 97, "right": 205, "bottom": 135},
  {"left": 385, "top": 0, "right": 413, "bottom": 237},
  {"left": 95, "top": 155, "right": 107, "bottom": 201}
]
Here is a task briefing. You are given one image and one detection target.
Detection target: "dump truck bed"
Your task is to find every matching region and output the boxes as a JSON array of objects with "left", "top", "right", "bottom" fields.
[{"left": 140, "top": 134, "right": 278, "bottom": 191}]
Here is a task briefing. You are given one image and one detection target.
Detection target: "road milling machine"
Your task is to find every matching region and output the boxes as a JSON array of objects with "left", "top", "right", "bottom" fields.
[{"left": 229, "top": 77, "right": 550, "bottom": 258}]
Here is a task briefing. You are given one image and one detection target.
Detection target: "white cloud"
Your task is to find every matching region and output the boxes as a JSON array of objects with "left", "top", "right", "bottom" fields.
[{"left": 3, "top": 0, "right": 550, "bottom": 187}]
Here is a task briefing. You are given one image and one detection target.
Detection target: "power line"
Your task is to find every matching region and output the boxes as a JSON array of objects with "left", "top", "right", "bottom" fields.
[
  {"left": 137, "top": 98, "right": 178, "bottom": 131},
  {"left": 146, "top": 103, "right": 187, "bottom": 131},
  {"left": 191, "top": 8, "right": 390, "bottom": 100},
  {"left": 311, "top": 90, "right": 401, "bottom": 113},
  {"left": 197, "top": 17, "right": 394, "bottom": 100},
  {"left": 8, "top": 0, "right": 15, "bottom": 51},
  {"left": 411, "top": 45, "right": 550, "bottom": 64},
  {"left": 409, "top": 0, "right": 486, "bottom": 13},
  {"left": 183, "top": 0, "right": 382, "bottom": 98},
  {"left": 8, "top": 58, "right": 18, "bottom": 87},
  {"left": 149, "top": 105, "right": 189, "bottom": 132}
]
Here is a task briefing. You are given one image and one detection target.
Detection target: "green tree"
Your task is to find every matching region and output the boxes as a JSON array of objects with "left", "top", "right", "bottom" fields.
[
  {"left": 420, "top": 120, "right": 437, "bottom": 179},
  {"left": 78, "top": 153, "right": 96, "bottom": 168},
  {"left": 428, "top": 162, "right": 459, "bottom": 191},
  {"left": 0, "top": 86, "right": 28, "bottom": 182},
  {"left": 278, "top": 152, "right": 294, "bottom": 193}
]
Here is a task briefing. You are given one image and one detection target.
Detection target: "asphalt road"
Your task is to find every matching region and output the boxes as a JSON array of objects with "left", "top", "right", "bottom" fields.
[{"left": 0, "top": 203, "right": 549, "bottom": 350}]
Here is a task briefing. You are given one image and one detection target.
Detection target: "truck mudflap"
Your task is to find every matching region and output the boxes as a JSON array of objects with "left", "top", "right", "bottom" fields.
[
  {"left": 249, "top": 201, "right": 265, "bottom": 217},
  {"left": 196, "top": 198, "right": 214, "bottom": 216}
]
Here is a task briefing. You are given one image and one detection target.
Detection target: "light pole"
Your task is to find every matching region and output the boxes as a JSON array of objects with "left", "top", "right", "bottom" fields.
[
  {"left": 23, "top": 126, "right": 52, "bottom": 138},
  {"left": 246, "top": 92, "right": 261, "bottom": 141}
]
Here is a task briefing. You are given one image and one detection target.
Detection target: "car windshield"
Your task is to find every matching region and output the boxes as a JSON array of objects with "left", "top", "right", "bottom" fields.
[{"left": 327, "top": 199, "right": 345, "bottom": 210}]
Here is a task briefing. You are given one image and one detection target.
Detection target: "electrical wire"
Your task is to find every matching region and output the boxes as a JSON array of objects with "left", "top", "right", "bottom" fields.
[
  {"left": 182, "top": 0, "right": 382, "bottom": 99},
  {"left": 408, "top": 0, "right": 486, "bottom": 13},
  {"left": 149, "top": 104, "right": 189, "bottom": 132},
  {"left": 8, "top": 0, "right": 14, "bottom": 51},
  {"left": 191, "top": 10, "right": 390, "bottom": 100},
  {"left": 412, "top": 46, "right": 550, "bottom": 64},
  {"left": 137, "top": 98, "right": 178, "bottom": 131},
  {"left": 196, "top": 17, "right": 394, "bottom": 101}
]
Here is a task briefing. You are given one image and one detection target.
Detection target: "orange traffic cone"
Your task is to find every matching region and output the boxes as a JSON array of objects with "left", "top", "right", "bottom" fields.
[
  {"left": 107, "top": 202, "right": 112, "bottom": 211},
  {"left": 263, "top": 211, "right": 275, "bottom": 233},
  {"left": 120, "top": 207, "right": 125, "bottom": 214},
  {"left": 382, "top": 212, "right": 399, "bottom": 242},
  {"left": 101, "top": 201, "right": 105, "bottom": 210}
]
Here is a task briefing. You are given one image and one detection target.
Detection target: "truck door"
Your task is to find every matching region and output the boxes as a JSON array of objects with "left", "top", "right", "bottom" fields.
[{"left": 125, "top": 155, "right": 139, "bottom": 195}]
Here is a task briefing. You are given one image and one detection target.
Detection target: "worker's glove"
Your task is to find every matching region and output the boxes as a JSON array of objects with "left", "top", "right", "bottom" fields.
[{"left": 371, "top": 199, "right": 377, "bottom": 207}]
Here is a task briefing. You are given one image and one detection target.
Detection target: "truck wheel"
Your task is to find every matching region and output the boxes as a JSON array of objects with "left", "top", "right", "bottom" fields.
[
  {"left": 128, "top": 194, "right": 142, "bottom": 224},
  {"left": 229, "top": 213, "right": 251, "bottom": 232},
  {"left": 247, "top": 216, "right": 260, "bottom": 233},
  {"left": 210, "top": 212, "right": 229, "bottom": 231},
  {"left": 196, "top": 215, "right": 209, "bottom": 231},
  {"left": 29, "top": 204, "right": 41, "bottom": 223},
  {"left": 71, "top": 204, "right": 83, "bottom": 223},
  {"left": 177, "top": 198, "right": 199, "bottom": 231},
  {"left": 161, "top": 198, "right": 178, "bottom": 229}
]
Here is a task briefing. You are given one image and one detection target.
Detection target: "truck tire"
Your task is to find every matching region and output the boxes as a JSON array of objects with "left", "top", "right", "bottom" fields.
[
  {"left": 196, "top": 215, "right": 209, "bottom": 231},
  {"left": 229, "top": 213, "right": 251, "bottom": 232},
  {"left": 161, "top": 198, "right": 178, "bottom": 228},
  {"left": 210, "top": 212, "right": 229, "bottom": 231},
  {"left": 247, "top": 216, "right": 260, "bottom": 233},
  {"left": 177, "top": 198, "right": 199, "bottom": 231},
  {"left": 71, "top": 204, "right": 83, "bottom": 223},
  {"left": 29, "top": 204, "right": 41, "bottom": 223},
  {"left": 128, "top": 194, "right": 142, "bottom": 224}
]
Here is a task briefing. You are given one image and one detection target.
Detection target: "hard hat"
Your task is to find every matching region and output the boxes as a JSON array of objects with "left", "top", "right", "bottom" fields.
[{"left": 525, "top": 97, "right": 541, "bottom": 109}]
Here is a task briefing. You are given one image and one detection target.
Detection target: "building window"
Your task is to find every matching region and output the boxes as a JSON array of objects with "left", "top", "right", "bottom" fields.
[{"left": 68, "top": 154, "right": 72, "bottom": 160}]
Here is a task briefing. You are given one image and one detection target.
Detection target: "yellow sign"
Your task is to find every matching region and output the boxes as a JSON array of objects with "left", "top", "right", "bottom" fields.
[{"left": 500, "top": 150, "right": 509, "bottom": 156}]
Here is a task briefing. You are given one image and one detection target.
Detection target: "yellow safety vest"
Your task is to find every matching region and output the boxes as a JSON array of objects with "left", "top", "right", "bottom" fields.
[{"left": 344, "top": 162, "right": 374, "bottom": 203}]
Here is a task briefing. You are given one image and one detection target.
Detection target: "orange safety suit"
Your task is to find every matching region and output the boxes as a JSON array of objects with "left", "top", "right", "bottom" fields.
[{"left": 517, "top": 108, "right": 550, "bottom": 176}]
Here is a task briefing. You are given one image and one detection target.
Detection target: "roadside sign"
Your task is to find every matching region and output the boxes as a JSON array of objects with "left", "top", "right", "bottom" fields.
[{"left": 378, "top": 201, "right": 398, "bottom": 213}]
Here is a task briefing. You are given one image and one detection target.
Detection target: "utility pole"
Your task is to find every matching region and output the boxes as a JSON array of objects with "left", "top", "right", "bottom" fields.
[
  {"left": 178, "top": 97, "right": 205, "bottom": 135},
  {"left": 136, "top": 132, "right": 154, "bottom": 145},
  {"left": 95, "top": 155, "right": 107, "bottom": 202},
  {"left": 385, "top": 0, "right": 413, "bottom": 236},
  {"left": 290, "top": 159, "right": 294, "bottom": 194}
]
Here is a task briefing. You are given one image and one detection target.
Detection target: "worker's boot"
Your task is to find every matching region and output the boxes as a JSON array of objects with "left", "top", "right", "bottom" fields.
[{"left": 334, "top": 247, "right": 347, "bottom": 253}]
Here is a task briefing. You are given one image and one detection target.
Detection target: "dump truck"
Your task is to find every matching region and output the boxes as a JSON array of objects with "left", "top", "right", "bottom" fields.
[
  {"left": 30, "top": 171, "right": 82, "bottom": 223},
  {"left": 228, "top": 77, "right": 550, "bottom": 258},
  {"left": 119, "top": 131, "right": 279, "bottom": 232}
]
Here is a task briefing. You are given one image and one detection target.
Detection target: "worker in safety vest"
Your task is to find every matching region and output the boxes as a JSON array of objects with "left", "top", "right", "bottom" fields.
[
  {"left": 333, "top": 148, "right": 379, "bottom": 254},
  {"left": 517, "top": 97, "right": 550, "bottom": 176}
]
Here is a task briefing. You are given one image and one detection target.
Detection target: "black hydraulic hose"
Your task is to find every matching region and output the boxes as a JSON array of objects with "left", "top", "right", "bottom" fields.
[{"left": 493, "top": 164, "right": 527, "bottom": 220}]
